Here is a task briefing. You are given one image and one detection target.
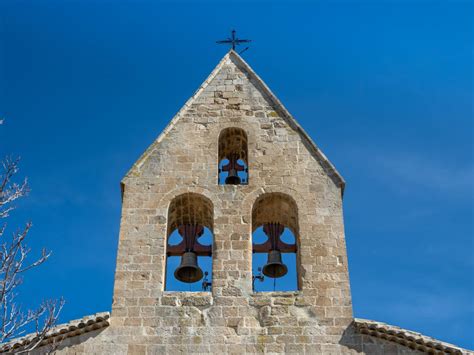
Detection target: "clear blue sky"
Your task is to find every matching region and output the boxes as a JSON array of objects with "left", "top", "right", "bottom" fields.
[{"left": 1, "top": 0, "right": 473, "bottom": 349}]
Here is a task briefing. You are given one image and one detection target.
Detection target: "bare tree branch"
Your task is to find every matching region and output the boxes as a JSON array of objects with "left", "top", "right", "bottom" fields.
[
  {"left": 0, "top": 125, "right": 64, "bottom": 350},
  {"left": 0, "top": 157, "right": 29, "bottom": 219}
]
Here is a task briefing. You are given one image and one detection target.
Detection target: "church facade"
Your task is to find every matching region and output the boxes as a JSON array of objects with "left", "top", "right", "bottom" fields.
[{"left": 2, "top": 51, "right": 468, "bottom": 354}]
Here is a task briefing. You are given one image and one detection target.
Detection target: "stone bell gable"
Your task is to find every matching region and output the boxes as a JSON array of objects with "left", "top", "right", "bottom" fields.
[
  {"left": 110, "top": 49, "right": 356, "bottom": 352},
  {"left": 7, "top": 50, "right": 469, "bottom": 354}
]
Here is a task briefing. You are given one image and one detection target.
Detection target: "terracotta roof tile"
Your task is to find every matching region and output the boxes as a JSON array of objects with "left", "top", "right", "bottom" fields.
[
  {"left": 354, "top": 318, "right": 472, "bottom": 354},
  {"left": 0, "top": 312, "right": 110, "bottom": 353}
]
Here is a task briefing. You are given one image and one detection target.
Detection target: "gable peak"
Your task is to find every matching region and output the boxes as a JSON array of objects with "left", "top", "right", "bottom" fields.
[{"left": 123, "top": 50, "right": 345, "bottom": 195}]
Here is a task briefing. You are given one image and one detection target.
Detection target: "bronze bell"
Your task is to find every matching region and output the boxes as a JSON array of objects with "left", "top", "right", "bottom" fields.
[
  {"left": 225, "top": 170, "right": 241, "bottom": 185},
  {"left": 174, "top": 251, "right": 203, "bottom": 283},
  {"left": 262, "top": 250, "right": 288, "bottom": 278}
]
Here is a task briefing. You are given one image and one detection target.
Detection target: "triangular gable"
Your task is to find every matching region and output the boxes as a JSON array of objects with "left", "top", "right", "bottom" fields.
[{"left": 123, "top": 50, "right": 345, "bottom": 195}]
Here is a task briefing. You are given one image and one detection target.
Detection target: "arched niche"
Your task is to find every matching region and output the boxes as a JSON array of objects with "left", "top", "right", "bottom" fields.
[
  {"left": 218, "top": 127, "right": 249, "bottom": 185},
  {"left": 251, "top": 193, "right": 300, "bottom": 292},
  {"left": 165, "top": 193, "right": 213, "bottom": 292}
]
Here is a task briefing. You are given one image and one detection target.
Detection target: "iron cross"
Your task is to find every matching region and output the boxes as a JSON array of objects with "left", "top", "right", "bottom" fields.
[{"left": 216, "top": 30, "right": 251, "bottom": 50}]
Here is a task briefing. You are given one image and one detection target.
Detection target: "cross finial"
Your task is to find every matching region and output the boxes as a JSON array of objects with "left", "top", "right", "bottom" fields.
[{"left": 216, "top": 30, "right": 251, "bottom": 51}]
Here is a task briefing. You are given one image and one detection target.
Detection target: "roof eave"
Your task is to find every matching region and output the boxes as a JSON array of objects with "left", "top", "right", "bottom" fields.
[
  {"left": 0, "top": 312, "right": 110, "bottom": 353},
  {"left": 354, "top": 318, "right": 470, "bottom": 354}
]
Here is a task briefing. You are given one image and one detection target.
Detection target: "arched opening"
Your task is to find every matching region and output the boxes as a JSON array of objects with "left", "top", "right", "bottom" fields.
[
  {"left": 251, "top": 193, "right": 299, "bottom": 292},
  {"left": 165, "top": 193, "right": 213, "bottom": 292},
  {"left": 218, "top": 127, "right": 248, "bottom": 185}
]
